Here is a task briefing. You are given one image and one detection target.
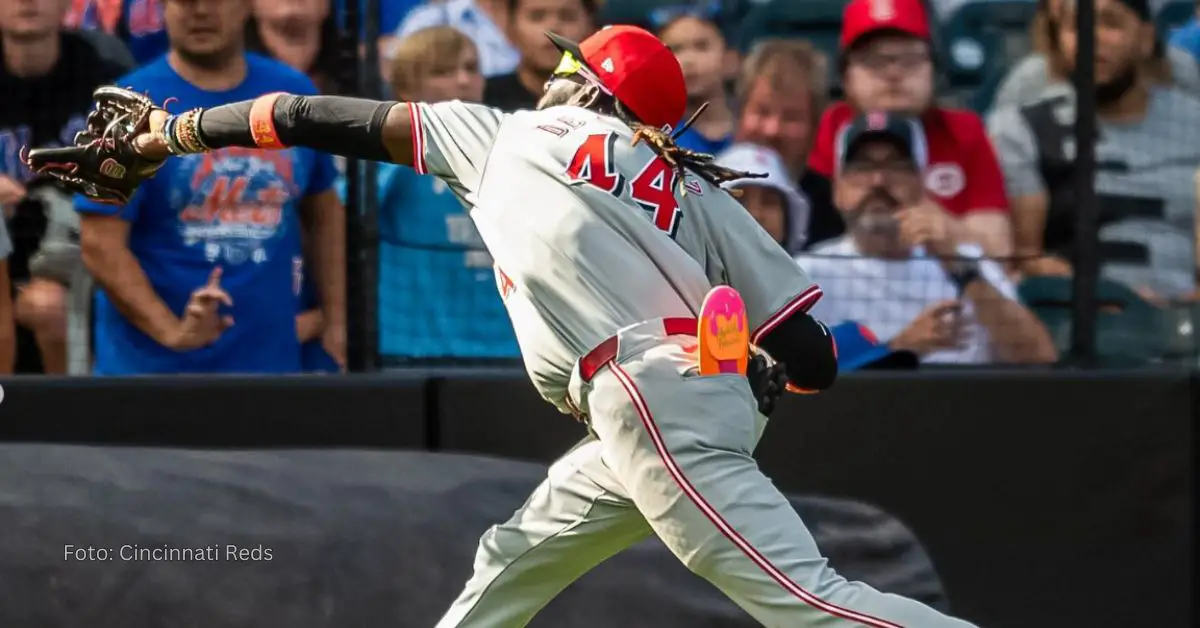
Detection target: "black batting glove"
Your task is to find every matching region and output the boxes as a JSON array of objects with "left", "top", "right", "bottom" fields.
[{"left": 747, "top": 353, "right": 790, "bottom": 416}]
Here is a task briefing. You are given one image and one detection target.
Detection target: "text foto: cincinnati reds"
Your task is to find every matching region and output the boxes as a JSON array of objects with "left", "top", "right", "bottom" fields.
[{"left": 64, "top": 544, "right": 273, "bottom": 561}]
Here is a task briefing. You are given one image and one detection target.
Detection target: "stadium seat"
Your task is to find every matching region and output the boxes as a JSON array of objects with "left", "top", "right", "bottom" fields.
[
  {"left": 737, "top": 0, "right": 848, "bottom": 94},
  {"left": 1155, "top": 1, "right": 1195, "bottom": 37},
  {"left": 1017, "top": 276, "right": 1171, "bottom": 367},
  {"left": 940, "top": 0, "right": 1038, "bottom": 112}
]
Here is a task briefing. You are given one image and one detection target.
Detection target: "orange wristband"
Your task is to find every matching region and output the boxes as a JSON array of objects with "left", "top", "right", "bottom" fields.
[{"left": 249, "top": 92, "right": 286, "bottom": 149}]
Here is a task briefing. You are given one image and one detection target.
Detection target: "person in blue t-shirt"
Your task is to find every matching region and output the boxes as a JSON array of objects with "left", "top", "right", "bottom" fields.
[
  {"left": 350, "top": 25, "right": 517, "bottom": 361},
  {"left": 75, "top": 0, "right": 345, "bottom": 375}
]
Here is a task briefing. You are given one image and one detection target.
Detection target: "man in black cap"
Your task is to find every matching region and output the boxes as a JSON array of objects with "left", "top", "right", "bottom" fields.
[{"left": 797, "top": 112, "right": 1058, "bottom": 365}]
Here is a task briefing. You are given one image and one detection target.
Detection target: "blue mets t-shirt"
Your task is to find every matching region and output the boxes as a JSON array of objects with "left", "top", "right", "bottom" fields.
[
  {"left": 77, "top": 54, "right": 338, "bottom": 374},
  {"left": 341, "top": 164, "right": 518, "bottom": 359}
]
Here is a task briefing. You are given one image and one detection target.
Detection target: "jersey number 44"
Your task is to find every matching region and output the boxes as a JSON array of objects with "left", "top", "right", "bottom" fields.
[{"left": 566, "top": 132, "right": 683, "bottom": 239}]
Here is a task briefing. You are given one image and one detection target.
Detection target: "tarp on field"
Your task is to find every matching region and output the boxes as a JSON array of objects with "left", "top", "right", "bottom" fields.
[{"left": 0, "top": 446, "right": 946, "bottom": 627}]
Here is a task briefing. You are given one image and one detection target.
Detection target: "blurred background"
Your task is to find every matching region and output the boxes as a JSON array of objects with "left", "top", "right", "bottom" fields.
[
  {"left": 0, "top": 1, "right": 1193, "bottom": 627},
  {"left": 1, "top": 0, "right": 1197, "bottom": 375}
]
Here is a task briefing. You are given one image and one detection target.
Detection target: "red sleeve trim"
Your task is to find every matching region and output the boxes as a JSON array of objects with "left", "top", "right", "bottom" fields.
[
  {"left": 407, "top": 102, "right": 426, "bottom": 175},
  {"left": 750, "top": 284, "right": 823, "bottom": 345}
]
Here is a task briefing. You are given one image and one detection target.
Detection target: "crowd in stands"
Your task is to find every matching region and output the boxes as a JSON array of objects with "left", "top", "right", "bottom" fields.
[{"left": 1, "top": 0, "right": 1197, "bottom": 376}]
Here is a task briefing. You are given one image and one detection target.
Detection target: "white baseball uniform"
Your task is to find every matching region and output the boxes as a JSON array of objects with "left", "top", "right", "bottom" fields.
[{"left": 405, "top": 99, "right": 977, "bottom": 628}]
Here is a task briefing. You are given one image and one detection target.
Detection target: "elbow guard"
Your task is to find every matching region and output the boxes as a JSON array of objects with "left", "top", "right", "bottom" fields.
[{"left": 756, "top": 312, "right": 838, "bottom": 392}]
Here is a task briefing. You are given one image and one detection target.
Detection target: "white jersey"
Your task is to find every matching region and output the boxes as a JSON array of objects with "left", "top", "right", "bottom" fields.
[{"left": 407, "top": 101, "right": 821, "bottom": 411}]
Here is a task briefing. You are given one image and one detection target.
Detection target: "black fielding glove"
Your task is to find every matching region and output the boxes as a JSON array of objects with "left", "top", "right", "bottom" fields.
[{"left": 23, "top": 86, "right": 168, "bottom": 205}]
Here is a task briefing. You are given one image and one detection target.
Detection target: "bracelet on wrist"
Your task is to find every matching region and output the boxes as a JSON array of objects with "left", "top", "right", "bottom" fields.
[{"left": 163, "top": 109, "right": 211, "bottom": 155}]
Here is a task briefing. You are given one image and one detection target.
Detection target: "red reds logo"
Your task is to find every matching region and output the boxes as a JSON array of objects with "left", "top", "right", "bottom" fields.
[
  {"left": 924, "top": 163, "right": 966, "bottom": 199},
  {"left": 870, "top": 0, "right": 896, "bottom": 21}
]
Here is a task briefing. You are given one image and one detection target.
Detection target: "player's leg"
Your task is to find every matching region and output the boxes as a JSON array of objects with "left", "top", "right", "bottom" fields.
[
  {"left": 585, "top": 345, "right": 978, "bottom": 628},
  {"left": 435, "top": 436, "right": 652, "bottom": 628}
]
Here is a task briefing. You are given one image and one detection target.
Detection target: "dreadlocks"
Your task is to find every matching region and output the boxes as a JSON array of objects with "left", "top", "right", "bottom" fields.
[{"left": 612, "top": 100, "right": 766, "bottom": 194}]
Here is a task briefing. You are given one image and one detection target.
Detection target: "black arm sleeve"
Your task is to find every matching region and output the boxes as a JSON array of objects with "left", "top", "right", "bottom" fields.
[
  {"left": 756, "top": 310, "right": 838, "bottom": 391},
  {"left": 196, "top": 95, "right": 398, "bottom": 162}
]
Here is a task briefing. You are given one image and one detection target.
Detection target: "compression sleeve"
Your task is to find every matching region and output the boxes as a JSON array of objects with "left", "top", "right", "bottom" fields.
[
  {"left": 756, "top": 311, "right": 838, "bottom": 392},
  {"left": 195, "top": 94, "right": 398, "bottom": 162}
]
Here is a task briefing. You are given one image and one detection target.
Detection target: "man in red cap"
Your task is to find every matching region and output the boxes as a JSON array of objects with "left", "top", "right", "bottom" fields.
[
  {"left": 801, "top": 0, "right": 1013, "bottom": 259},
  {"left": 30, "top": 24, "right": 976, "bottom": 628}
]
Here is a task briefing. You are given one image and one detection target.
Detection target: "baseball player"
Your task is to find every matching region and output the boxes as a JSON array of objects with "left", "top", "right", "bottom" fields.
[{"left": 27, "top": 25, "right": 978, "bottom": 628}]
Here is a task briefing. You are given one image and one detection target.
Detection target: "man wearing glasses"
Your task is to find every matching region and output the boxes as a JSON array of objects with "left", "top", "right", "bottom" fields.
[{"left": 801, "top": 0, "right": 1014, "bottom": 258}]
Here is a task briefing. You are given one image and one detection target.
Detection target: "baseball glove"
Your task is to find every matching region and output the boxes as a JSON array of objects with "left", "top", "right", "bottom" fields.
[{"left": 22, "top": 86, "right": 169, "bottom": 205}]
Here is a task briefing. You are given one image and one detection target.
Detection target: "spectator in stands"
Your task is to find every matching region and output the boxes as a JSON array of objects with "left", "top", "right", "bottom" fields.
[
  {"left": 61, "top": 1, "right": 138, "bottom": 69},
  {"left": 248, "top": 0, "right": 341, "bottom": 93},
  {"left": 995, "top": 0, "right": 1200, "bottom": 109},
  {"left": 734, "top": 39, "right": 826, "bottom": 183},
  {"left": 2, "top": 0, "right": 128, "bottom": 374},
  {"left": 392, "top": 0, "right": 519, "bottom": 79},
  {"left": 19, "top": 186, "right": 81, "bottom": 374},
  {"left": 716, "top": 142, "right": 812, "bottom": 253},
  {"left": 245, "top": 1, "right": 341, "bottom": 369},
  {"left": 368, "top": 26, "right": 518, "bottom": 361},
  {"left": 0, "top": 205, "right": 12, "bottom": 373},
  {"left": 797, "top": 113, "right": 1056, "bottom": 365},
  {"left": 802, "top": 0, "right": 1013, "bottom": 258},
  {"left": 75, "top": 0, "right": 346, "bottom": 374},
  {"left": 297, "top": 219, "right": 340, "bottom": 372},
  {"left": 988, "top": 0, "right": 1200, "bottom": 302},
  {"left": 655, "top": 3, "right": 739, "bottom": 154},
  {"left": 483, "top": 0, "right": 595, "bottom": 111},
  {"left": 65, "top": 0, "right": 169, "bottom": 65}
]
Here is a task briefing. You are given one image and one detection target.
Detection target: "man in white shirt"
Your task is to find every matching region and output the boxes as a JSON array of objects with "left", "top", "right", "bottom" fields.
[{"left": 796, "top": 112, "right": 1058, "bottom": 365}]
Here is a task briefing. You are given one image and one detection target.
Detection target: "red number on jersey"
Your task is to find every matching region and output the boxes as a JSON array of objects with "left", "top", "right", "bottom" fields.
[
  {"left": 566, "top": 133, "right": 624, "bottom": 194},
  {"left": 566, "top": 133, "right": 683, "bottom": 238},
  {"left": 629, "top": 158, "right": 682, "bottom": 238}
]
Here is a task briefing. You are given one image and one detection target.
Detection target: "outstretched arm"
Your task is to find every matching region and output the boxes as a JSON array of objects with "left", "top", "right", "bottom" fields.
[{"left": 136, "top": 94, "right": 417, "bottom": 166}]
